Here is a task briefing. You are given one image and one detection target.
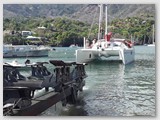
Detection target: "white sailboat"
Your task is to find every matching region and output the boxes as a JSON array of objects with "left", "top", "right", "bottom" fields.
[
  {"left": 147, "top": 24, "right": 155, "bottom": 47},
  {"left": 3, "top": 44, "right": 49, "bottom": 58},
  {"left": 76, "top": 4, "right": 135, "bottom": 64}
]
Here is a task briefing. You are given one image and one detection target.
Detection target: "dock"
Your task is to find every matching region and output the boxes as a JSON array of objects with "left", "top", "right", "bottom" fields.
[
  {"left": 12, "top": 87, "right": 71, "bottom": 116},
  {"left": 3, "top": 60, "right": 87, "bottom": 116}
]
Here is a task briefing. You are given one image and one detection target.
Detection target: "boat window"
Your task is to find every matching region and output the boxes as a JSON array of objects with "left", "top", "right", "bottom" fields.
[{"left": 89, "top": 54, "right": 91, "bottom": 58}]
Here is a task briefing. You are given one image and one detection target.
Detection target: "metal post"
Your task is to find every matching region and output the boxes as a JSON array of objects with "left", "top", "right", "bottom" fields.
[
  {"left": 83, "top": 37, "right": 86, "bottom": 49},
  {"left": 153, "top": 24, "right": 154, "bottom": 44}
]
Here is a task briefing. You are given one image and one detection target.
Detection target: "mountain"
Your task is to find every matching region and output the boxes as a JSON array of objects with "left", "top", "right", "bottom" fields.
[{"left": 3, "top": 4, "right": 155, "bottom": 23}]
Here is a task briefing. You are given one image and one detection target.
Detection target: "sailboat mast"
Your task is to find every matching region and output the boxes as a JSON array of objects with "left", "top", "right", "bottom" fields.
[
  {"left": 98, "top": 4, "right": 103, "bottom": 40},
  {"left": 152, "top": 24, "right": 154, "bottom": 44},
  {"left": 105, "top": 4, "right": 107, "bottom": 35}
]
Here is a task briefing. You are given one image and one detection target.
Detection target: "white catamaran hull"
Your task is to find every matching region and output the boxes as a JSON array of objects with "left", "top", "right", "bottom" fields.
[
  {"left": 119, "top": 49, "right": 135, "bottom": 64},
  {"left": 76, "top": 49, "right": 99, "bottom": 63},
  {"left": 76, "top": 47, "right": 135, "bottom": 64}
]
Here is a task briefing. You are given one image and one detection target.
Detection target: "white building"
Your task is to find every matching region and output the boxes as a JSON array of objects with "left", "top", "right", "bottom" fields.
[{"left": 22, "top": 31, "right": 32, "bottom": 36}]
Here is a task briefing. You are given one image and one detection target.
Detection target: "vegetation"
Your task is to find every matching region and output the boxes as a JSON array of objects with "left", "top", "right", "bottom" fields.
[
  {"left": 3, "top": 17, "right": 90, "bottom": 46},
  {"left": 3, "top": 16, "right": 155, "bottom": 46},
  {"left": 109, "top": 17, "right": 155, "bottom": 44}
]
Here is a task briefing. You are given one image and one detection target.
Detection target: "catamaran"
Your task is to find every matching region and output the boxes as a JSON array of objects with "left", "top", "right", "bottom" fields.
[{"left": 76, "top": 4, "right": 135, "bottom": 64}]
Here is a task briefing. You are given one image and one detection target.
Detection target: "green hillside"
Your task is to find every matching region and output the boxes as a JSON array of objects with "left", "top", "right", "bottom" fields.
[{"left": 3, "top": 4, "right": 155, "bottom": 46}]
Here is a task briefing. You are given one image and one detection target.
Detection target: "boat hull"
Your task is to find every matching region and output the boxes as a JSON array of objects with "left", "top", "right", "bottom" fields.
[
  {"left": 119, "top": 49, "right": 135, "bottom": 64},
  {"left": 3, "top": 49, "right": 49, "bottom": 58},
  {"left": 76, "top": 49, "right": 100, "bottom": 63},
  {"left": 76, "top": 48, "right": 135, "bottom": 64}
]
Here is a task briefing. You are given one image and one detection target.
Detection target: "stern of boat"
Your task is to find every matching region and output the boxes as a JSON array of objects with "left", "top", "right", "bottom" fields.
[
  {"left": 119, "top": 48, "right": 135, "bottom": 64},
  {"left": 76, "top": 49, "right": 99, "bottom": 63}
]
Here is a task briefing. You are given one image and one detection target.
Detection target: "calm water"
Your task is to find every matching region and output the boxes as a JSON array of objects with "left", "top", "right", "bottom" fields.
[{"left": 3, "top": 46, "right": 155, "bottom": 116}]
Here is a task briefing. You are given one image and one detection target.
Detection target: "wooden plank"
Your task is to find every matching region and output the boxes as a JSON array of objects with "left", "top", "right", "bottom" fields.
[{"left": 12, "top": 87, "right": 71, "bottom": 116}]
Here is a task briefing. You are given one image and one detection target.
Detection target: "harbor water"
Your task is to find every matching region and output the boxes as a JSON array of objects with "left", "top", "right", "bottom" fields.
[{"left": 3, "top": 46, "right": 155, "bottom": 116}]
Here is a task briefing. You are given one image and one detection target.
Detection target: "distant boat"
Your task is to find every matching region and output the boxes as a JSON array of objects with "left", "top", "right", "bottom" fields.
[
  {"left": 76, "top": 4, "right": 135, "bottom": 65},
  {"left": 4, "top": 60, "right": 35, "bottom": 70},
  {"left": 3, "top": 44, "right": 49, "bottom": 58},
  {"left": 147, "top": 44, "right": 155, "bottom": 47},
  {"left": 147, "top": 24, "right": 155, "bottom": 47},
  {"left": 69, "top": 44, "right": 79, "bottom": 48},
  {"left": 38, "top": 45, "right": 55, "bottom": 51}
]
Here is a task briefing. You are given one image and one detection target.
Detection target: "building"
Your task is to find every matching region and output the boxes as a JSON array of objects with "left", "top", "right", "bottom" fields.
[{"left": 22, "top": 31, "right": 32, "bottom": 37}]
